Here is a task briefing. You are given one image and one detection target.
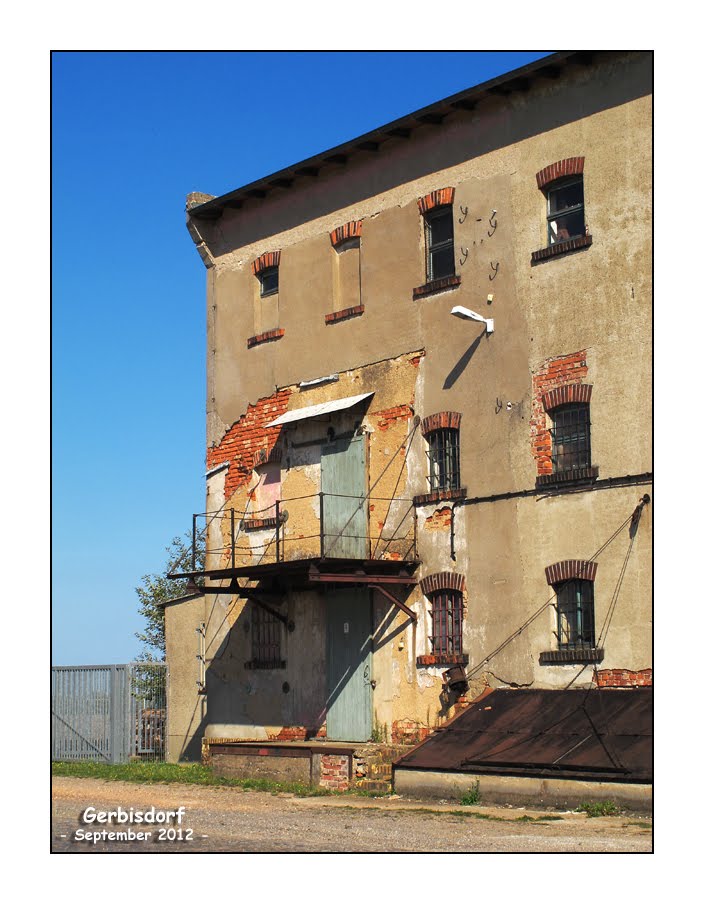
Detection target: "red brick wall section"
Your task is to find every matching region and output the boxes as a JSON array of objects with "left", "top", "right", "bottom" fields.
[
  {"left": 545, "top": 560, "right": 598, "bottom": 585},
  {"left": 375, "top": 404, "right": 414, "bottom": 432},
  {"left": 530, "top": 351, "right": 589, "bottom": 475},
  {"left": 269, "top": 726, "right": 307, "bottom": 741},
  {"left": 319, "top": 754, "right": 350, "bottom": 791},
  {"left": 391, "top": 719, "right": 431, "bottom": 746},
  {"left": 594, "top": 668, "right": 652, "bottom": 688},
  {"left": 419, "top": 572, "right": 466, "bottom": 594},
  {"left": 206, "top": 389, "right": 292, "bottom": 502},
  {"left": 421, "top": 411, "right": 461, "bottom": 436},
  {"left": 330, "top": 220, "right": 363, "bottom": 248},
  {"left": 251, "top": 250, "right": 280, "bottom": 275},
  {"left": 536, "top": 157, "right": 584, "bottom": 190},
  {"left": 424, "top": 507, "right": 452, "bottom": 531},
  {"left": 418, "top": 187, "right": 455, "bottom": 214}
]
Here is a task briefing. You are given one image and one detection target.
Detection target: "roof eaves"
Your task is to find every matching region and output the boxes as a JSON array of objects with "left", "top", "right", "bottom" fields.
[{"left": 188, "top": 51, "right": 577, "bottom": 220}]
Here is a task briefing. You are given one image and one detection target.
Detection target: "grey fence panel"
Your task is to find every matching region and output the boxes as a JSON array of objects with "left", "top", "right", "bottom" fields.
[{"left": 52, "top": 663, "right": 167, "bottom": 764}]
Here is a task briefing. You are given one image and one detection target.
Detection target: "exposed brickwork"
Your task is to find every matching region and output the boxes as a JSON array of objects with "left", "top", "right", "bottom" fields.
[
  {"left": 416, "top": 653, "right": 468, "bottom": 667},
  {"left": 375, "top": 403, "right": 414, "bottom": 432},
  {"left": 594, "top": 668, "right": 652, "bottom": 688},
  {"left": 413, "top": 487, "right": 466, "bottom": 506},
  {"left": 424, "top": 506, "right": 452, "bottom": 531},
  {"left": 247, "top": 328, "right": 285, "bottom": 348},
  {"left": 241, "top": 516, "right": 279, "bottom": 531},
  {"left": 421, "top": 411, "right": 461, "bottom": 436},
  {"left": 319, "top": 754, "right": 350, "bottom": 791},
  {"left": 536, "top": 157, "right": 585, "bottom": 190},
  {"left": 543, "top": 383, "right": 592, "bottom": 411},
  {"left": 417, "top": 186, "right": 455, "bottom": 214},
  {"left": 324, "top": 304, "right": 364, "bottom": 324},
  {"left": 531, "top": 233, "right": 592, "bottom": 263},
  {"left": 391, "top": 719, "right": 431, "bottom": 746},
  {"left": 206, "top": 388, "right": 292, "bottom": 502},
  {"left": 269, "top": 726, "right": 307, "bottom": 741},
  {"left": 539, "top": 648, "right": 604, "bottom": 664},
  {"left": 330, "top": 220, "right": 363, "bottom": 247},
  {"left": 413, "top": 274, "right": 461, "bottom": 299},
  {"left": 545, "top": 559, "right": 597, "bottom": 585},
  {"left": 251, "top": 250, "right": 280, "bottom": 275},
  {"left": 530, "top": 351, "right": 589, "bottom": 476},
  {"left": 420, "top": 571, "right": 466, "bottom": 594}
]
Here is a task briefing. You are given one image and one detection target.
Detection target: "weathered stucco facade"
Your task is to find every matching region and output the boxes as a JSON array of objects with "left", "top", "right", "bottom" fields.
[{"left": 165, "top": 51, "right": 652, "bottom": 764}]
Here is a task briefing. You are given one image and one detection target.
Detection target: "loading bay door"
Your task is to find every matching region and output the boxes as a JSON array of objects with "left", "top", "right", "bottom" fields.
[{"left": 325, "top": 589, "right": 373, "bottom": 741}]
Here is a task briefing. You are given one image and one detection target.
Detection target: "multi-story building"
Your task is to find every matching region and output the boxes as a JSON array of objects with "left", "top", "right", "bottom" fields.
[{"left": 164, "top": 52, "right": 652, "bottom": 793}]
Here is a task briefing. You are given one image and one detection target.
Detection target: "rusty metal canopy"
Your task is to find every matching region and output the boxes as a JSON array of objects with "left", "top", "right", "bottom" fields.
[
  {"left": 264, "top": 392, "right": 374, "bottom": 428},
  {"left": 394, "top": 688, "right": 652, "bottom": 783}
]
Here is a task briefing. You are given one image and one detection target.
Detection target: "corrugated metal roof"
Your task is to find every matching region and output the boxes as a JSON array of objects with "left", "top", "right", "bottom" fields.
[
  {"left": 395, "top": 688, "right": 652, "bottom": 783},
  {"left": 264, "top": 392, "right": 374, "bottom": 428}
]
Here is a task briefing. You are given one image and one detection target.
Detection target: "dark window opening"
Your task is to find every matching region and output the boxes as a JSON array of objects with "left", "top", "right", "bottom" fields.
[
  {"left": 551, "top": 403, "right": 591, "bottom": 473},
  {"left": 425, "top": 206, "right": 455, "bottom": 281},
  {"left": 556, "top": 579, "right": 595, "bottom": 649},
  {"left": 430, "top": 590, "right": 463, "bottom": 656},
  {"left": 251, "top": 605, "right": 281, "bottom": 663},
  {"left": 428, "top": 428, "right": 460, "bottom": 491},
  {"left": 259, "top": 266, "right": 279, "bottom": 297},
  {"left": 547, "top": 177, "right": 585, "bottom": 245}
]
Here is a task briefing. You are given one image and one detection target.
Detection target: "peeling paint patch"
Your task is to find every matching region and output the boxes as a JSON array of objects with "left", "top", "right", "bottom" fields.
[{"left": 424, "top": 506, "right": 452, "bottom": 531}]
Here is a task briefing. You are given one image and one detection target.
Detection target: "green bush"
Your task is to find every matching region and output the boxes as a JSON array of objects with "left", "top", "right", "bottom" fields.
[
  {"left": 576, "top": 800, "right": 621, "bottom": 817},
  {"left": 460, "top": 780, "right": 481, "bottom": 806}
]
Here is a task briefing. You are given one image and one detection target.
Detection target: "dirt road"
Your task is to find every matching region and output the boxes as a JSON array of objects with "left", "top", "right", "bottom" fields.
[{"left": 52, "top": 777, "right": 652, "bottom": 853}]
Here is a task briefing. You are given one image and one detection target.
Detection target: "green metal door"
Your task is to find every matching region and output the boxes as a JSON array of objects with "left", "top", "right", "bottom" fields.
[
  {"left": 321, "top": 435, "right": 368, "bottom": 559},
  {"left": 326, "top": 589, "right": 372, "bottom": 741}
]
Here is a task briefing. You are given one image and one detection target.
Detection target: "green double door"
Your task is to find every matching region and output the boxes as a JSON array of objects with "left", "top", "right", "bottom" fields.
[
  {"left": 325, "top": 589, "right": 372, "bottom": 741},
  {"left": 321, "top": 435, "right": 368, "bottom": 559}
]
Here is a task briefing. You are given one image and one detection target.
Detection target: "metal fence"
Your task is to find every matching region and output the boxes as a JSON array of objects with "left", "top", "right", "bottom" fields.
[{"left": 52, "top": 663, "right": 167, "bottom": 764}]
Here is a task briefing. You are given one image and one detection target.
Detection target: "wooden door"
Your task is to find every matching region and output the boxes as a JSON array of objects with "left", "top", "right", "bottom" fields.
[
  {"left": 325, "top": 589, "right": 372, "bottom": 741},
  {"left": 321, "top": 435, "right": 367, "bottom": 559}
]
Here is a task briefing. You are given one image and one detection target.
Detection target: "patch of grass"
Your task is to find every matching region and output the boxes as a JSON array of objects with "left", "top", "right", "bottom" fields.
[
  {"left": 576, "top": 800, "right": 622, "bottom": 818},
  {"left": 623, "top": 821, "right": 652, "bottom": 829},
  {"left": 515, "top": 814, "right": 564, "bottom": 823},
  {"left": 52, "top": 761, "right": 358, "bottom": 798},
  {"left": 460, "top": 780, "right": 481, "bottom": 806}
]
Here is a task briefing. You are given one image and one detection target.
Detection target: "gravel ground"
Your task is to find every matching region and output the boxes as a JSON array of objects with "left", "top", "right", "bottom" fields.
[{"left": 52, "top": 777, "right": 652, "bottom": 853}]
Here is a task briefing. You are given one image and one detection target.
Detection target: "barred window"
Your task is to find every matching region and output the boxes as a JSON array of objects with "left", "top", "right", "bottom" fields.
[
  {"left": 551, "top": 403, "right": 591, "bottom": 473},
  {"left": 556, "top": 579, "right": 595, "bottom": 649},
  {"left": 547, "top": 178, "right": 585, "bottom": 245},
  {"left": 428, "top": 428, "right": 460, "bottom": 492},
  {"left": 430, "top": 590, "right": 463, "bottom": 656},
  {"left": 251, "top": 605, "right": 281, "bottom": 664},
  {"left": 424, "top": 206, "right": 455, "bottom": 281}
]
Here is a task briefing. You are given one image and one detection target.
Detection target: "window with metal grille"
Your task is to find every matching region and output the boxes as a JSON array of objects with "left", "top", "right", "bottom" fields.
[
  {"left": 424, "top": 206, "right": 455, "bottom": 281},
  {"left": 430, "top": 590, "right": 463, "bottom": 656},
  {"left": 556, "top": 579, "right": 595, "bottom": 649},
  {"left": 551, "top": 403, "right": 591, "bottom": 473},
  {"left": 547, "top": 177, "right": 585, "bottom": 245},
  {"left": 251, "top": 605, "right": 281, "bottom": 664},
  {"left": 428, "top": 427, "right": 460, "bottom": 491},
  {"left": 258, "top": 266, "right": 279, "bottom": 297}
]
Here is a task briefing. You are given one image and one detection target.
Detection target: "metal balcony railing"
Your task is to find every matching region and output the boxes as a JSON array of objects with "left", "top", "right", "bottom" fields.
[{"left": 189, "top": 492, "right": 418, "bottom": 572}]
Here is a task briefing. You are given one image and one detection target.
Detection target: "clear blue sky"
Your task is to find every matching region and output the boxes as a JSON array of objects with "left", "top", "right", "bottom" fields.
[{"left": 52, "top": 51, "right": 550, "bottom": 665}]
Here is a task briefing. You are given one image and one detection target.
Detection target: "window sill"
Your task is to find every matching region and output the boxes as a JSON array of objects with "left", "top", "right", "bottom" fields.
[
  {"left": 539, "top": 648, "right": 603, "bottom": 665},
  {"left": 413, "top": 487, "right": 466, "bottom": 507},
  {"left": 417, "top": 653, "right": 468, "bottom": 667},
  {"left": 247, "top": 328, "right": 285, "bottom": 349},
  {"left": 412, "top": 274, "right": 461, "bottom": 299},
  {"left": 531, "top": 233, "right": 592, "bottom": 264},
  {"left": 536, "top": 466, "right": 599, "bottom": 489},
  {"left": 244, "top": 659, "right": 287, "bottom": 670},
  {"left": 324, "top": 304, "right": 364, "bottom": 324}
]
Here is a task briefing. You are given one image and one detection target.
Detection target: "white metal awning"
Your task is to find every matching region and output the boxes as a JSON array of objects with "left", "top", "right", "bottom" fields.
[{"left": 264, "top": 392, "right": 374, "bottom": 428}]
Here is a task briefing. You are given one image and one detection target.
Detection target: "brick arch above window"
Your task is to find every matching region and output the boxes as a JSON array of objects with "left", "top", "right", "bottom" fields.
[
  {"left": 536, "top": 157, "right": 585, "bottom": 191},
  {"left": 421, "top": 411, "right": 461, "bottom": 436},
  {"left": 545, "top": 560, "right": 597, "bottom": 586},
  {"left": 420, "top": 571, "right": 466, "bottom": 595},
  {"left": 252, "top": 250, "right": 281, "bottom": 276},
  {"left": 330, "top": 220, "right": 363, "bottom": 248},
  {"left": 543, "top": 383, "right": 592, "bottom": 412},
  {"left": 417, "top": 187, "right": 455, "bottom": 214}
]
